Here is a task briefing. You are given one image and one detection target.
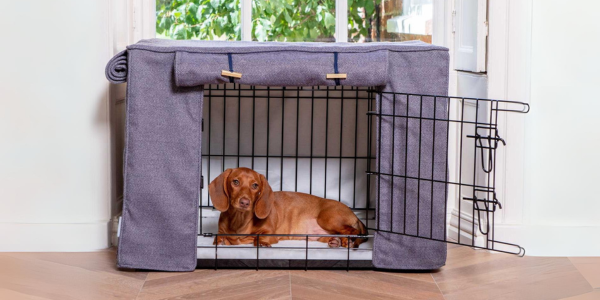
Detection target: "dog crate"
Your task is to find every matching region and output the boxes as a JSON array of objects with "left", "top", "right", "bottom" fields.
[
  {"left": 196, "top": 84, "right": 528, "bottom": 270},
  {"left": 106, "top": 39, "right": 529, "bottom": 272}
]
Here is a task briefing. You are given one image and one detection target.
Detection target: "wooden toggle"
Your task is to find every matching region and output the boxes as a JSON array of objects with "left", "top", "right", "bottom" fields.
[
  {"left": 326, "top": 73, "right": 347, "bottom": 80},
  {"left": 221, "top": 70, "right": 242, "bottom": 79}
]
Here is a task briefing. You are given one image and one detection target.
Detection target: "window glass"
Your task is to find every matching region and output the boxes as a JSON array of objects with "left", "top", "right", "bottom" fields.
[
  {"left": 251, "top": 0, "right": 335, "bottom": 42},
  {"left": 154, "top": 0, "right": 433, "bottom": 43},
  {"left": 348, "top": 0, "right": 432, "bottom": 43},
  {"left": 156, "top": 0, "right": 241, "bottom": 40}
]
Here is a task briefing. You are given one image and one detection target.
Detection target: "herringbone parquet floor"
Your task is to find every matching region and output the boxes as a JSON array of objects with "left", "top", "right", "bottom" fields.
[{"left": 0, "top": 245, "right": 598, "bottom": 300}]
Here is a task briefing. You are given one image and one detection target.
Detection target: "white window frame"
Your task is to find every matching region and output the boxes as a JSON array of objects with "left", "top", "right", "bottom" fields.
[
  {"left": 335, "top": 0, "right": 349, "bottom": 43},
  {"left": 453, "top": 0, "right": 487, "bottom": 72},
  {"left": 240, "top": 0, "right": 252, "bottom": 41},
  {"left": 111, "top": 0, "right": 156, "bottom": 53}
]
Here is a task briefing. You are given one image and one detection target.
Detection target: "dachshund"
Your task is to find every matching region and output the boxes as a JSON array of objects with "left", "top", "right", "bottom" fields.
[{"left": 208, "top": 167, "right": 368, "bottom": 248}]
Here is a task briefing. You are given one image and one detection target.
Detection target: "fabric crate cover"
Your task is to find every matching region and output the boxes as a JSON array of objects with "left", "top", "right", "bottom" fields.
[{"left": 105, "top": 39, "right": 449, "bottom": 271}]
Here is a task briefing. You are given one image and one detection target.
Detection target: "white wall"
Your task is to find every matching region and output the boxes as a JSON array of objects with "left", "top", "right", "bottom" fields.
[
  {"left": 525, "top": 0, "right": 600, "bottom": 255},
  {"left": 493, "top": 0, "right": 600, "bottom": 256},
  {"left": 0, "top": 1, "right": 112, "bottom": 251},
  {"left": 528, "top": 0, "right": 600, "bottom": 227}
]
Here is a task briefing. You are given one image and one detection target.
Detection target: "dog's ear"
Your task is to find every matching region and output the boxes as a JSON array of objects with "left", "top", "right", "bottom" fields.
[
  {"left": 208, "top": 169, "right": 233, "bottom": 212},
  {"left": 254, "top": 174, "right": 274, "bottom": 219}
]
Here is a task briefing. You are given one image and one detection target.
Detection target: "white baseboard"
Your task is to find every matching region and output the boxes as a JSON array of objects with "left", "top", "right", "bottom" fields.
[
  {"left": 0, "top": 222, "right": 111, "bottom": 252},
  {"left": 494, "top": 224, "right": 600, "bottom": 257},
  {"left": 447, "top": 209, "right": 487, "bottom": 247},
  {"left": 448, "top": 208, "right": 600, "bottom": 256}
]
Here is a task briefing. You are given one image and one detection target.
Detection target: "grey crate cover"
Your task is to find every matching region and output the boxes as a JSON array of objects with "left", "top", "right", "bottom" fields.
[{"left": 105, "top": 39, "right": 449, "bottom": 271}]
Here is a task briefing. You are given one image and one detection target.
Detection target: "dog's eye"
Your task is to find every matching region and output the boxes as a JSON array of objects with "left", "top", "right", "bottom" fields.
[
  {"left": 232, "top": 179, "right": 240, "bottom": 186},
  {"left": 251, "top": 183, "right": 259, "bottom": 189}
]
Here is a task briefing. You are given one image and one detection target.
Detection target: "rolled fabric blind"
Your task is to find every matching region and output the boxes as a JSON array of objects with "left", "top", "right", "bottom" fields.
[{"left": 105, "top": 50, "right": 128, "bottom": 84}]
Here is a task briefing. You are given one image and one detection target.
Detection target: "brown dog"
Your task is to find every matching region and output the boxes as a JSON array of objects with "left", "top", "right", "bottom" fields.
[{"left": 208, "top": 167, "right": 368, "bottom": 248}]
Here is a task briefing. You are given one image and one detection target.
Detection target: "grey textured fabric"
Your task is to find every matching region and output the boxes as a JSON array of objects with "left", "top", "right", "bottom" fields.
[
  {"left": 114, "top": 50, "right": 204, "bottom": 271},
  {"left": 373, "top": 50, "right": 450, "bottom": 270},
  {"left": 175, "top": 50, "right": 388, "bottom": 87},
  {"left": 127, "top": 39, "right": 444, "bottom": 53},
  {"left": 106, "top": 39, "right": 449, "bottom": 271},
  {"left": 105, "top": 50, "right": 128, "bottom": 83}
]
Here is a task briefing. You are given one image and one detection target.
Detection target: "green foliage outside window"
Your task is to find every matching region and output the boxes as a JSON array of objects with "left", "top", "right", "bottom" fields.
[
  {"left": 252, "top": 0, "right": 336, "bottom": 42},
  {"left": 348, "top": 0, "right": 381, "bottom": 42},
  {"left": 156, "top": 0, "right": 380, "bottom": 42},
  {"left": 156, "top": 0, "right": 241, "bottom": 40}
]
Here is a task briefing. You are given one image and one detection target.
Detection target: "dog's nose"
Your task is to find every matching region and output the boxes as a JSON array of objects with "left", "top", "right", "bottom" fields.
[{"left": 239, "top": 198, "right": 250, "bottom": 208}]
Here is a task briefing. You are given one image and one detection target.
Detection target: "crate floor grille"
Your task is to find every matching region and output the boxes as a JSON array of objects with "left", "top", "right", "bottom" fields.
[{"left": 197, "top": 84, "right": 529, "bottom": 270}]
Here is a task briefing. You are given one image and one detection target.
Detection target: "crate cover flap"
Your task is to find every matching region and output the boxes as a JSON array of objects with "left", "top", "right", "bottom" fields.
[
  {"left": 106, "top": 39, "right": 449, "bottom": 271},
  {"left": 174, "top": 50, "right": 388, "bottom": 87}
]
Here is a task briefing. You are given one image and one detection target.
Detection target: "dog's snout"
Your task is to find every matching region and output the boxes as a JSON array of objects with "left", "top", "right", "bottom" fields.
[{"left": 239, "top": 198, "right": 250, "bottom": 208}]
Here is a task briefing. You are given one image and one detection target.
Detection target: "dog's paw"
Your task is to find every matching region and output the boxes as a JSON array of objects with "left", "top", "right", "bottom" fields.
[
  {"left": 214, "top": 237, "right": 229, "bottom": 246},
  {"left": 328, "top": 237, "right": 341, "bottom": 248},
  {"left": 342, "top": 238, "right": 355, "bottom": 249},
  {"left": 258, "top": 242, "right": 272, "bottom": 248}
]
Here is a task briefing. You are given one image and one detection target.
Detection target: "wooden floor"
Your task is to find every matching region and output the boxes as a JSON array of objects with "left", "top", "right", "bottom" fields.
[{"left": 0, "top": 245, "right": 598, "bottom": 300}]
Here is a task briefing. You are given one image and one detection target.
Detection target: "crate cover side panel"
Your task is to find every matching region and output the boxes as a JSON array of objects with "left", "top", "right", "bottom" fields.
[
  {"left": 373, "top": 50, "right": 450, "bottom": 270},
  {"left": 117, "top": 50, "right": 203, "bottom": 271}
]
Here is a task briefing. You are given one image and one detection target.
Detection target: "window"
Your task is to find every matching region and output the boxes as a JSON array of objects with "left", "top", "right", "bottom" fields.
[
  {"left": 156, "top": 0, "right": 241, "bottom": 40},
  {"left": 155, "top": 0, "right": 433, "bottom": 43},
  {"left": 251, "top": 0, "right": 336, "bottom": 42},
  {"left": 349, "top": 0, "right": 432, "bottom": 43}
]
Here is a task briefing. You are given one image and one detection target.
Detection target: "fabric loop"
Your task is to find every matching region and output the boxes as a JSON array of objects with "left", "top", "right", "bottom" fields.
[
  {"left": 227, "top": 53, "right": 234, "bottom": 83},
  {"left": 333, "top": 52, "right": 340, "bottom": 86}
]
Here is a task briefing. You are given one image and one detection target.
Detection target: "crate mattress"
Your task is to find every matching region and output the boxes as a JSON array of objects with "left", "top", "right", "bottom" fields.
[{"left": 197, "top": 215, "right": 372, "bottom": 260}]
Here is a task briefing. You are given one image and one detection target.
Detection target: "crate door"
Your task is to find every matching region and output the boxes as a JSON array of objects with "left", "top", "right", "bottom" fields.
[{"left": 371, "top": 92, "right": 528, "bottom": 255}]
